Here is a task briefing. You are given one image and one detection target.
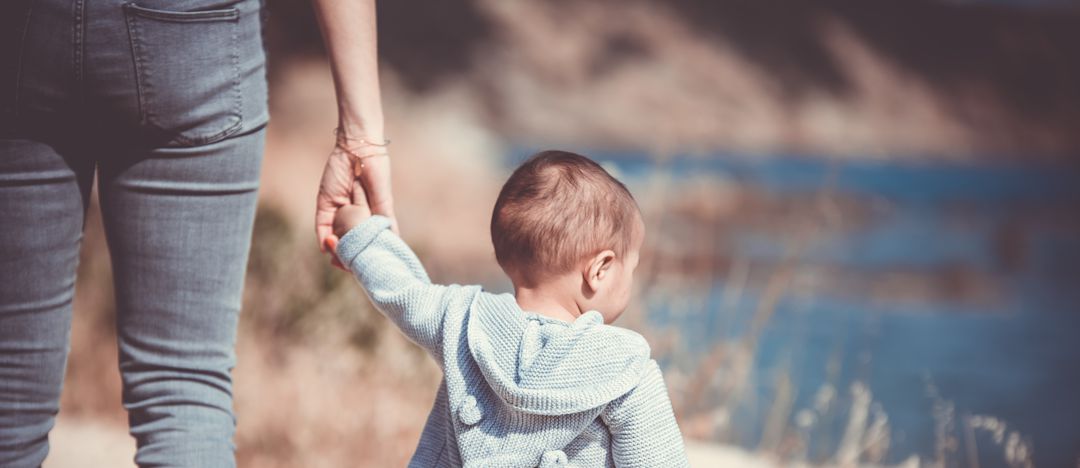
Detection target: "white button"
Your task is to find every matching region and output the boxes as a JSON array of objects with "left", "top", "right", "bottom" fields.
[
  {"left": 458, "top": 395, "right": 482, "bottom": 425},
  {"left": 540, "top": 450, "right": 568, "bottom": 467}
]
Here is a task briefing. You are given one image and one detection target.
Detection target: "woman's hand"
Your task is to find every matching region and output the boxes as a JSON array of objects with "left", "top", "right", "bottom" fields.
[
  {"left": 310, "top": 0, "right": 389, "bottom": 267},
  {"left": 315, "top": 144, "right": 397, "bottom": 269},
  {"left": 315, "top": 146, "right": 355, "bottom": 257}
]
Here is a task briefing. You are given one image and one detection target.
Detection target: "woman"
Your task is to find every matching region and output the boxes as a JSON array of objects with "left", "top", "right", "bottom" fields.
[{"left": 0, "top": 0, "right": 392, "bottom": 465}]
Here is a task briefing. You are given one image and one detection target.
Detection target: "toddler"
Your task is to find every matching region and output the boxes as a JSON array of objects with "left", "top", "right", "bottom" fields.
[{"left": 332, "top": 150, "right": 689, "bottom": 467}]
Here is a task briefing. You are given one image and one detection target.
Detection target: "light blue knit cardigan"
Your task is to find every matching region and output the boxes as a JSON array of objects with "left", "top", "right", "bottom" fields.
[{"left": 337, "top": 216, "right": 690, "bottom": 467}]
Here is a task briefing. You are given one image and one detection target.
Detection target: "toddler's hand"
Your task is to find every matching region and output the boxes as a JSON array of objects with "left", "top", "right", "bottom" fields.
[{"left": 333, "top": 180, "right": 373, "bottom": 240}]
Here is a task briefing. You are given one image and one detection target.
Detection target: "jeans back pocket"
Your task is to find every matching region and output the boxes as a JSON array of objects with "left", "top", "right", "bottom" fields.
[{"left": 123, "top": 2, "right": 243, "bottom": 146}]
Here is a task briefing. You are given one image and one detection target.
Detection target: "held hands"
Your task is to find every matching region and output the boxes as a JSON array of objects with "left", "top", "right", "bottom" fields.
[
  {"left": 322, "top": 179, "right": 374, "bottom": 269},
  {"left": 316, "top": 137, "right": 396, "bottom": 270},
  {"left": 333, "top": 180, "right": 372, "bottom": 240}
]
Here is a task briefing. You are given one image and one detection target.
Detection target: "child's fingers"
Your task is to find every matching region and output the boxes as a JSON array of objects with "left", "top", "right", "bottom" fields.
[
  {"left": 316, "top": 225, "right": 331, "bottom": 253},
  {"left": 323, "top": 235, "right": 348, "bottom": 271},
  {"left": 330, "top": 255, "right": 346, "bottom": 271}
]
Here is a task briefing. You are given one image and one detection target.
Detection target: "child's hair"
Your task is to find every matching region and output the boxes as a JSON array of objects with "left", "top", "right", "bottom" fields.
[{"left": 491, "top": 150, "right": 640, "bottom": 286}]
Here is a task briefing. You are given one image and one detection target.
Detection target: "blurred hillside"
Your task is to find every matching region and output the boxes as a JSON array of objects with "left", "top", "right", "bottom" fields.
[{"left": 268, "top": 0, "right": 1080, "bottom": 158}]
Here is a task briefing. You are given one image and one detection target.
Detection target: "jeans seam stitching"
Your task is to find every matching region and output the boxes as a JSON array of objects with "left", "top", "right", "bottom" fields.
[
  {"left": 72, "top": 0, "right": 85, "bottom": 85},
  {"left": 232, "top": 5, "right": 243, "bottom": 133},
  {"left": 124, "top": 4, "right": 239, "bottom": 23},
  {"left": 123, "top": 3, "right": 149, "bottom": 128},
  {"left": 12, "top": 3, "right": 35, "bottom": 119}
]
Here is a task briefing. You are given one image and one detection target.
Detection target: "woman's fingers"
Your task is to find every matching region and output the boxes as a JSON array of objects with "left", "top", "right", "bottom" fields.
[
  {"left": 315, "top": 149, "right": 356, "bottom": 250},
  {"left": 315, "top": 146, "right": 396, "bottom": 270},
  {"left": 351, "top": 179, "right": 371, "bottom": 217},
  {"left": 315, "top": 223, "right": 332, "bottom": 253}
]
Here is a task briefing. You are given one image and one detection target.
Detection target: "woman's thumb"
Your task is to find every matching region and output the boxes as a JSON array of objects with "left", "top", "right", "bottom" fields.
[{"left": 351, "top": 180, "right": 368, "bottom": 207}]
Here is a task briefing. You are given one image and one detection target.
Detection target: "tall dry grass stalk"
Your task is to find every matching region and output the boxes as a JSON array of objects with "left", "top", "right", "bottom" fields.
[{"left": 965, "top": 415, "right": 1035, "bottom": 468}]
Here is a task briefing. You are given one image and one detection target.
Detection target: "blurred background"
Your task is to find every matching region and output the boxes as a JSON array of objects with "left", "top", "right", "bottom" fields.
[{"left": 44, "top": 0, "right": 1080, "bottom": 466}]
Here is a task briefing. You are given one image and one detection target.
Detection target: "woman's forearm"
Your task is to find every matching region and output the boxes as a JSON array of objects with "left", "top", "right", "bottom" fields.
[
  {"left": 311, "top": 0, "right": 397, "bottom": 248},
  {"left": 311, "top": 0, "right": 385, "bottom": 140}
]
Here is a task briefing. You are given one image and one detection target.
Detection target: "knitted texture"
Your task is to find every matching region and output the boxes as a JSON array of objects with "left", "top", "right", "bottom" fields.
[{"left": 337, "top": 216, "right": 690, "bottom": 467}]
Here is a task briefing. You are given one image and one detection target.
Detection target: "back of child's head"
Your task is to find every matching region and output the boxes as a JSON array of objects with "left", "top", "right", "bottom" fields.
[{"left": 491, "top": 150, "right": 640, "bottom": 286}]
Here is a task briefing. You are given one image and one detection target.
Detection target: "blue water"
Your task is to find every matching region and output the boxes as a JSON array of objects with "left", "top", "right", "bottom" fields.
[
  {"left": 649, "top": 289, "right": 1080, "bottom": 466},
  {"left": 508, "top": 150, "right": 1080, "bottom": 465}
]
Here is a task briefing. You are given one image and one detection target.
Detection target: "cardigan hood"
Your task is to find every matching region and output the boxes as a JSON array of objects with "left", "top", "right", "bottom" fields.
[
  {"left": 466, "top": 292, "right": 652, "bottom": 416},
  {"left": 335, "top": 215, "right": 690, "bottom": 466}
]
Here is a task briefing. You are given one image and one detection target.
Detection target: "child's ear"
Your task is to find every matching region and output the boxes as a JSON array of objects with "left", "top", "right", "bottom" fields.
[{"left": 584, "top": 250, "right": 617, "bottom": 293}]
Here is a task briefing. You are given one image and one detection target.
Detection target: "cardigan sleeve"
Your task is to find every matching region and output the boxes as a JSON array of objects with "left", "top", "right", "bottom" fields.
[
  {"left": 336, "top": 215, "right": 463, "bottom": 358},
  {"left": 601, "top": 359, "right": 690, "bottom": 467}
]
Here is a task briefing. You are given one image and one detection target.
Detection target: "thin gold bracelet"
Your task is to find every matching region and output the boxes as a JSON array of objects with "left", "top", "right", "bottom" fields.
[
  {"left": 337, "top": 144, "right": 388, "bottom": 177},
  {"left": 333, "top": 128, "right": 390, "bottom": 177},
  {"left": 333, "top": 128, "right": 391, "bottom": 147}
]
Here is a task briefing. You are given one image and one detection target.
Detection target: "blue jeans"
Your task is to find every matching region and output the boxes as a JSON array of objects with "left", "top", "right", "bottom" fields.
[{"left": 0, "top": 0, "right": 268, "bottom": 466}]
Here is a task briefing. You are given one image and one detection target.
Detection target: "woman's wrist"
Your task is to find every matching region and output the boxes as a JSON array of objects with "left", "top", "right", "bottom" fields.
[
  {"left": 336, "top": 118, "right": 384, "bottom": 142},
  {"left": 336, "top": 98, "right": 384, "bottom": 139},
  {"left": 334, "top": 126, "right": 389, "bottom": 147}
]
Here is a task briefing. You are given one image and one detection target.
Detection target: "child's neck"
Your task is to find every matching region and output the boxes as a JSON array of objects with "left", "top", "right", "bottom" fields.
[{"left": 514, "top": 281, "right": 582, "bottom": 323}]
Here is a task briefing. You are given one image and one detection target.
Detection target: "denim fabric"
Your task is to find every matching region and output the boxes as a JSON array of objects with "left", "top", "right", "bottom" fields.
[{"left": 0, "top": 0, "right": 267, "bottom": 466}]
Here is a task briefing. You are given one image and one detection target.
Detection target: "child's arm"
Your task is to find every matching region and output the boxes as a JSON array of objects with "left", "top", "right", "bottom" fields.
[
  {"left": 334, "top": 213, "right": 466, "bottom": 358},
  {"left": 601, "top": 360, "right": 690, "bottom": 467}
]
